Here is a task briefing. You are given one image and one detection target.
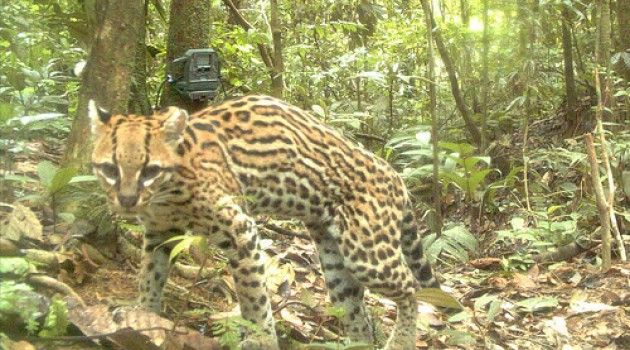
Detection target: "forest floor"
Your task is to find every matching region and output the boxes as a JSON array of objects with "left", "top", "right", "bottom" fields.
[{"left": 1, "top": 114, "right": 629, "bottom": 350}]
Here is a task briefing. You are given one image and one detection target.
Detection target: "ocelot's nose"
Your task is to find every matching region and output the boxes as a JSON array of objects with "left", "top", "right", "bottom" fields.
[{"left": 118, "top": 194, "right": 139, "bottom": 208}]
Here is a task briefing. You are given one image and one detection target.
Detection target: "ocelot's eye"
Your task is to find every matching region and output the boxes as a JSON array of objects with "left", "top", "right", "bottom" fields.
[
  {"left": 141, "top": 165, "right": 161, "bottom": 179},
  {"left": 100, "top": 163, "right": 118, "bottom": 179}
]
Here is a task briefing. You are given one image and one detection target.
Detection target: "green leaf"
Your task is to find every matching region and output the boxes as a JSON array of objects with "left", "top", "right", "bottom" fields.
[
  {"left": 416, "top": 288, "right": 462, "bottom": 309},
  {"left": 487, "top": 299, "right": 501, "bottom": 322},
  {"left": 447, "top": 310, "right": 472, "bottom": 323},
  {"left": 474, "top": 293, "right": 498, "bottom": 311},
  {"left": 0, "top": 257, "right": 33, "bottom": 276},
  {"left": 69, "top": 175, "right": 97, "bottom": 183},
  {"left": 2, "top": 174, "right": 38, "bottom": 183},
  {"left": 353, "top": 71, "right": 386, "bottom": 84},
  {"left": 443, "top": 226, "right": 478, "bottom": 251},
  {"left": 311, "top": 104, "right": 326, "bottom": 118},
  {"left": 547, "top": 205, "right": 564, "bottom": 216},
  {"left": 510, "top": 217, "right": 525, "bottom": 230},
  {"left": 57, "top": 212, "right": 75, "bottom": 224},
  {"left": 515, "top": 297, "right": 558, "bottom": 313},
  {"left": 49, "top": 167, "right": 77, "bottom": 193},
  {"left": 328, "top": 117, "right": 362, "bottom": 129},
  {"left": 37, "top": 161, "right": 58, "bottom": 188},
  {"left": 439, "top": 329, "right": 476, "bottom": 345},
  {"left": 467, "top": 169, "right": 494, "bottom": 197},
  {"left": 439, "top": 142, "right": 476, "bottom": 155}
]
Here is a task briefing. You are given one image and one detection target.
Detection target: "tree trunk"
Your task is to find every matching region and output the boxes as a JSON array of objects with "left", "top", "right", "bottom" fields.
[
  {"left": 420, "top": 0, "right": 482, "bottom": 146},
  {"left": 161, "top": 0, "right": 211, "bottom": 112},
  {"left": 129, "top": 2, "right": 151, "bottom": 115},
  {"left": 561, "top": 2, "right": 578, "bottom": 128},
  {"left": 62, "top": 0, "right": 144, "bottom": 170},
  {"left": 616, "top": 0, "right": 630, "bottom": 123},
  {"left": 422, "top": 0, "right": 442, "bottom": 237},
  {"left": 270, "top": 0, "right": 285, "bottom": 98},
  {"left": 517, "top": 0, "right": 528, "bottom": 58},
  {"left": 596, "top": 0, "right": 613, "bottom": 121},
  {"left": 481, "top": 0, "right": 489, "bottom": 151}
]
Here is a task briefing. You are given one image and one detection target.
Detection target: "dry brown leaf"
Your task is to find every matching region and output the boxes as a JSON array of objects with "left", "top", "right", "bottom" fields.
[
  {"left": 67, "top": 304, "right": 220, "bottom": 350},
  {"left": 512, "top": 273, "right": 537, "bottom": 289},
  {"left": 280, "top": 307, "right": 304, "bottom": 328},
  {"left": 266, "top": 257, "right": 295, "bottom": 294},
  {"left": 468, "top": 258, "right": 502, "bottom": 270}
]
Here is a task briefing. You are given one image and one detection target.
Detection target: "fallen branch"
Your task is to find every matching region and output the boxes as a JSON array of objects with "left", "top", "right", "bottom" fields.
[
  {"left": 26, "top": 274, "right": 86, "bottom": 308},
  {"left": 532, "top": 240, "right": 598, "bottom": 263}
]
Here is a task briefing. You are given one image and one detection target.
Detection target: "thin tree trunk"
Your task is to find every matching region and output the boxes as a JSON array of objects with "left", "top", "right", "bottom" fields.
[
  {"left": 615, "top": 0, "right": 630, "bottom": 122},
  {"left": 222, "top": 0, "right": 279, "bottom": 96},
  {"left": 481, "top": 0, "right": 489, "bottom": 151},
  {"left": 561, "top": 2, "right": 578, "bottom": 129},
  {"left": 62, "top": 0, "right": 144, "bottom": 170},
  {"left": 129, "top": 1, "right": 151, "bottom": 115},
  {"left": 270, "top": 0, "right": 285, "bottom": 98},
  {"left": 161, "top": 0, "right": 211, "bottom": 112},
  {"left": 584, "top": 134, "right": 612, "bottom": 270},
  {"left": 596, "top": 0, "right": 613, "bottom": 121},
  {"left": 423, "top": 0, "right": 442, "bottom": 237},
  {"left": 420, "top": 0, "right": 482, "bottom": 146},
  {"left": 517, "top": 0, "right": 528, "bottom": 58}
]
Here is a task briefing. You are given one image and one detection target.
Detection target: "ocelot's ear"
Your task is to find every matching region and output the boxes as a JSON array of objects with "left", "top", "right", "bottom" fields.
[
  {"left": 88, "top": 100, "right": 112, "bottom": 135},
  {"left": 161, "top": 107, "right": 189, "bottom": 146}
]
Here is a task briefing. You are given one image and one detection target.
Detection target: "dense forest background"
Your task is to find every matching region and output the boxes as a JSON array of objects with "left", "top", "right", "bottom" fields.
[{"left": 0, "top": 0, "right": 628, "bottom": 349}]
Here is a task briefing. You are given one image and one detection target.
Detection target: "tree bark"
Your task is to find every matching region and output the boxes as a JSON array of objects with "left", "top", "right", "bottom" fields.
[
  {"left": 481, "top": 0, "right": 489, "bottom": 151},
  {"left": 616, "top": 0, "right": 630, "bottom": 122},
  {"left": 270, "top": 0, "right": 285, "bottom": 98},
  {"left": 161, "top": 0, "right": 211, "bottom": 113},
  {"left": 517, "top": 0, "right": 527, "bottom": 58},
  {"left": 420, "top": 0, "right": 482, "bottom": 146},
  {"left": 595, "top": 0, "right": 613, "bottom": 121},
  {"left": 62, "top": 0, "right": 144, "bottom": 170},
  {"left": 584, "top": 133, "right": 612, "bottom": 270},
  {"left": 422, "top": 0, "right": 442, "bottom": 237},
  {"left": 561, "top": 2, "right": 578, "bottom": 128},
  {"left": 129, "top": 2, "right": 151, "bottom": 115}
]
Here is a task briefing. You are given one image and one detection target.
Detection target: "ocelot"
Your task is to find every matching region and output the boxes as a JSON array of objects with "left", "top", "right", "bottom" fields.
[{"left": 89, "top": 95, "right": 440, "bottom": 350}]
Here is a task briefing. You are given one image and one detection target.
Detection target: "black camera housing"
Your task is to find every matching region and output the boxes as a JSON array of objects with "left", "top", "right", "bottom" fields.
[{"left": 170, "top": 49, "right": 221, "bottom": 101}]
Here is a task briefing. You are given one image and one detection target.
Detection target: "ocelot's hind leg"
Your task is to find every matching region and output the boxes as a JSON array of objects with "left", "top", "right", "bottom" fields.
[
  {"left": 306, "top": 222, "right": 374, "bottom": 345},
  {"left": 335, "top": 205, "right": 421, "bottom": 350},
  {"left": 401, "top": 204, "right": 440, "bottom": 289}
]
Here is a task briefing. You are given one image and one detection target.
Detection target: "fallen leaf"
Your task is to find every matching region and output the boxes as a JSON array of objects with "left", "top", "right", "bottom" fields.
[
  {"left": 512, "top": 273, "right": 537, "bottom": 289},
  {"left": 67, "top": 304, "right": 220, "bottom": 350},
  {"left": 3, "top": 203, "right": 42, "bottom": 241}
]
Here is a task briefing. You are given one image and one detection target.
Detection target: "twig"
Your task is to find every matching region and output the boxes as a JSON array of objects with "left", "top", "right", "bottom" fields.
[
  {"left": 273, "top": 300, "right": 319, "bottom": 316},
  {"left": 263, "top": 223, "right": 310, "bottom": 240},
  {"left": 222, "top": 0, "right": 275, "bottom": 70}
]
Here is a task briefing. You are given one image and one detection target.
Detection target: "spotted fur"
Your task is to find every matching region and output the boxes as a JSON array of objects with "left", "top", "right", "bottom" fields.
[{"left": 89, "top": 96, "right": 440, "bottom": 349}]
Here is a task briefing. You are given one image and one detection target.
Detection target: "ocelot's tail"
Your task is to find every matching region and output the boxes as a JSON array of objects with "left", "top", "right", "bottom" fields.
[{"left": 401, "top": 201, "right": 440, "bottom": 289}]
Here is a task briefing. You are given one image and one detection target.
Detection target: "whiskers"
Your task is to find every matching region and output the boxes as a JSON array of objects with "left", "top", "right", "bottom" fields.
[{"left": 146, "top": 187, "right": 189, "bottom": 206}]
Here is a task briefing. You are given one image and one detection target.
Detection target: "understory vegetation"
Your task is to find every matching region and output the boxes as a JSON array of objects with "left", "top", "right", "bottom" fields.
[{"left": 0, "top": 0, "right": 628, "bottom": 349}]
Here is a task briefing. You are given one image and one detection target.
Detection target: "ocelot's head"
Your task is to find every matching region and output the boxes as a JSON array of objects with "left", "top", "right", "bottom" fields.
[{"left": 89, "top": 101, "right": 189, "bottom": 214}]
